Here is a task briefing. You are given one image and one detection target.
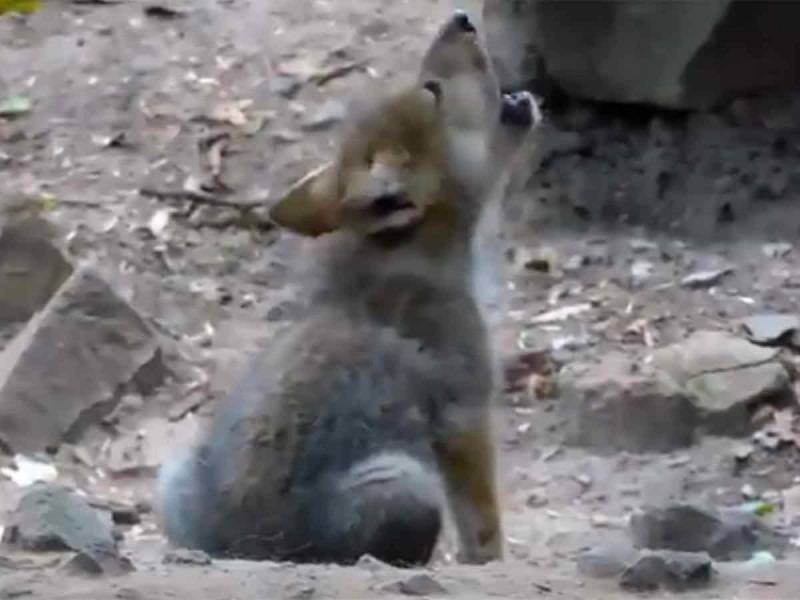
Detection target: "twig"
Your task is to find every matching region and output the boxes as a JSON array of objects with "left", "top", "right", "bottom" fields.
[{"left": 139, "top": 186, "right": 262, "bottom": 209}]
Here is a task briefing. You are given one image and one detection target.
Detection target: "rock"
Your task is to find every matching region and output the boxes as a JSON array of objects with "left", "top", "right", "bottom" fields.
[
  {"left": 762, "top": 242, "right": 792, "bottom": 259},
  {"left": 484, "top": 1, "right": 800, "bottom": 110},
  {"left": 652, "top": 330, "right": 793, "bottom": 436},
  {"left": 782, "top": 485, "right": 800, "bottom": 526},
  {"left": 526, "top": 488, "right": 548, "bottom": 508},
  {"left": 560, "top": 353, "right": 697, "bottom": 453},
  {"left": 2, "top": 484, "right": 132, "bottom": 575},
  {"left": 64, "top": 550, "right": 135, "bottom": 577},
  {"left": 0, "top": 455, "right": 58, "bottom": 487},
  {"left": 630, "top": 259, "right": 654, "bottom": 288},
  {"left": 629, "top": 503, "right": 788, "bottom": 561},
  {"left": 285, "top": 583, "right": 316, "bottom": 599},
  {"left": 620, "top": 550, "right": 713, "bottom": 592},
  {"left": 87, "top": 498, "right": 141, "bottom": 526},
  {"left": 302, "top": 99, "right": 346, "bottom": 131},
  {"left": 356, "top": 554, "right": 389, "bottom": 571},
  {"left": 0, "top": 268, "right": 163, "bottom": 454},
  {"left": 0, "top": 217, "right": 73, "bottom": 326},
  {"left": 0, "top": 582, "right": 34, "bottom": 599},
  {"left": 163, "top": 548, "right": 212, "bottom": 566},
  {"left": 576, "top": 542, "right": 639, "bottom": 579},
  {"left": 741, "top": 314, "right": 800, "bottom": 348},
  {"left": 382, "top": 574, "right": 448, "bottom": 596}
]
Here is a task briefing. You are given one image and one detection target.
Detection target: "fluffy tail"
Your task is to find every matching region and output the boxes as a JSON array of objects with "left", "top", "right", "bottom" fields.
[
  {"left": 297, "top": 452, "right": 445, "bottom": 566},
  {"left": 158, "top": 447, "right": 218, "bottom": 552}
]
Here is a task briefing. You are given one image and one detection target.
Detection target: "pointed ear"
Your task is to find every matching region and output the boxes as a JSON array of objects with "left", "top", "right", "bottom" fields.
[{"left": 269, "top": 163, "right": 341, "bottom": 236}]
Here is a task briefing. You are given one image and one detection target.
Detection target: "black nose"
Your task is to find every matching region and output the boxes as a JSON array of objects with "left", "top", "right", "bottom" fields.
[{"left": 453, "top": 10, "right": 475, "bottom": 33}]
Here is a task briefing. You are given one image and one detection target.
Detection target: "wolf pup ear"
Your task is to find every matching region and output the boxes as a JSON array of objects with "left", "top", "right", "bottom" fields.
[{"left": 269, "top": 163, "right": 341, "bottom": 237}]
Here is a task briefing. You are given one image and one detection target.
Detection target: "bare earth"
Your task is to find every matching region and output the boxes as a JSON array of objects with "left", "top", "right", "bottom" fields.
[{"left": 1, "top": 1, "right": 800, "bottom": 598}]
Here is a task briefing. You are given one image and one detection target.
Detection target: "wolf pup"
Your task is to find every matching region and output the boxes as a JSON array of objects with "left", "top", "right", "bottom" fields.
[{"left": 159, "top": 10, "right": 540, "bottom": 567}]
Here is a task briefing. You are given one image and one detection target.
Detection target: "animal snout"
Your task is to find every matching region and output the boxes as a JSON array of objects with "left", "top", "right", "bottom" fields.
[{"left": 452, "top": 10, "right": 476, "bottom": 33}]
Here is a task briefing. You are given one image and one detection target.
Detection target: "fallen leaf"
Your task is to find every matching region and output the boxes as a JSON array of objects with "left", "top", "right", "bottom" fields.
[
  {"left": 277, "top": 56, "right": 320, "bottom": 81},
  {"left": 529, "top": 303, "right": 592, "bottom": 325},
  {"left": 0, "top": 455, "right": 58, "bottom": 487},
  {"left": 680, "top": 267, "right": 733, "bottom": 289},
  {"left": 0, "top": 95, "right": 32, "bottom": 117},
  {"left": 200, "top": 133, "right": 229, "bottom": 180},
  {"left": 147, "top": 208, "right": 171, "bottom": 237},
  {"left": 210, "top": 102, "right": 246, "bottom": 126},
  {"left": 0, "top": 0, "right": 40, "bottom": 15},
  {"left": 143, "top": 4, "right": 186, "bottom": 19},
  {"left": 35, "top": 192, "right": 58, "bottom": 212}
]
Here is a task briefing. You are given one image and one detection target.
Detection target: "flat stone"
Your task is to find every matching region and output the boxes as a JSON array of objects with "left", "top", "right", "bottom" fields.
[
  {"left": 629, "top": 503, "right": 788, "bottom": 561},
  {"left": 382, "top": 574, "right": 448, "bottom": 596},
  {"left": 652, "top": 330, "right": 792, "bottom": 436},
  {"left": 620, "top": 550, "right": 713, "bottom": 592},
  {"left": 163, "top": 548, "right": 212, "bottom": 566},
  {"left": 0, "top": 217, "right": 73, "bottom": 326},
  {"left": 0, "top": 268, "right": 163, "bottom": 453},
  {"left": 741, "top": 314, "right": 800, "bottom": 347},
  {"left": 560, "top": 353, "right": 697, "bottom": 454},
  {"left": 484, "top": 1, "right": 800, "bottom": 110},
  {"left": 302, "top": 99, "right": 346, "bottom": 131},
  {"left": 64, "top": 550, "right": 135, "bottom": 577},
  {"left": 2, "top": 483, "right": 132, "bottom": 575},
  {"left": 576, "top": 542, "right": 639, "bottom": 579},
  {"left": 653, "top": 330, "right": 778, "bottom": 378}
]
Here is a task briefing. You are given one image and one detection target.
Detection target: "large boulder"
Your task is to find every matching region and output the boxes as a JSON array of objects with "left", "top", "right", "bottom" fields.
[
  {"left": 484, "top": 0, "right": 800, "bottom": 110},
  {"left": 0, "top": 217, "right": 73, "bottom": 326},
  {"left": 652, "top": 331, "right": 793, "bottom": 436},
  {"left": 560, "top": 353, "right": 697, "bottom": 454},
  {"left": 629, "top": 504, "right": 789, "bottom": 561},
  {"left": 0, "top": 267, "right": 163, "bottom": 454},
  {"left": 2, "top": 483, "right": 133, "bottom": 575}
]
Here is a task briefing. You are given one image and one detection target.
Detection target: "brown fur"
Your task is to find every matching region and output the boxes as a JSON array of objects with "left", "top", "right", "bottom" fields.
[{"left": 159, "top": 10, "right": 540, "bottom": 566}]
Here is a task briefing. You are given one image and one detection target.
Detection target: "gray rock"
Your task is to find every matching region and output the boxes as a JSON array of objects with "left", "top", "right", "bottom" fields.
[
  {"left": 0, "top": 268, "right": 163, "bottom": 453},
  {"left": 629, "top": 504, "right": 788, "bottom": 561},
  {"left": 620, "top": 550, "right": 713, "bottom": 592},
  {"left": 163, "top": 548, "right": 212, "bottom": 566},
  {"left": 0, "top": 217, "right": 73, "bottom": 326},
  {"left": 560, "top": 353, "right": 696, "bottom": 454},
  {"left": 483, "top": 0, "right": 800, "bottom": 110},
  {"left": 652, "top": 331, "right": 793, "bottom": 436},
  {"left": 2, "top": 484, "right": 133, "bottom": 575},
  {"left": 741, "top": 314, "right": 800, "bottom": 348},
  {"left": 64, "top": 550, "right": 135, "bottom": 577},
  {"left": 302, "top": 99, "right": 346, "bottom": 132},
  {"left": 382, "top": 574, "right": 448, "bottom": 596},
  {"left": 576, "top": 542, "right": 639, "bottom": 579}
]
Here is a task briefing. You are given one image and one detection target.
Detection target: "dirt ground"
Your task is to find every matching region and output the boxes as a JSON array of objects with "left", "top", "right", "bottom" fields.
[{"left": 1, "top": 1, "right": 800, "bottom": 598}]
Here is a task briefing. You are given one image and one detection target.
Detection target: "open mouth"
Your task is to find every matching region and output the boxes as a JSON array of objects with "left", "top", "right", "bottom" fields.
[
  {"left": 370, "top": 193, "right": 416, "bottom": 217},
  {"left": 366, "top": 205, "right": 423, "bottom": 236}
]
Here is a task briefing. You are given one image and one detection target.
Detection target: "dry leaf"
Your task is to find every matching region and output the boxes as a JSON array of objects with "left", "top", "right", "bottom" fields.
[
  {"left": 529, "top": 303, "right": 592, "bottom": 325},
  {"left": 147, "top": 208, "right": 171, "bottom": 237},
  {"left": 0, "top": 455, "right": 58, "bottom": 487},
  {"left": 209, "top": 101, "right": 247, "bottom": 126}
]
